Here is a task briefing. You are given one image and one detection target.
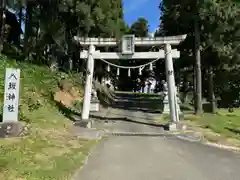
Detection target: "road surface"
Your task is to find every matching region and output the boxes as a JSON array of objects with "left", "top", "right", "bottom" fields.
[{"left": 74, "top": 93, "right": 240, "bottom": 180}]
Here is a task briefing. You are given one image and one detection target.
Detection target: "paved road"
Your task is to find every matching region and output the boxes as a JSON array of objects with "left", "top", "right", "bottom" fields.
[{"left": 74, "top": 93, "right": 240, "bottom": 180}]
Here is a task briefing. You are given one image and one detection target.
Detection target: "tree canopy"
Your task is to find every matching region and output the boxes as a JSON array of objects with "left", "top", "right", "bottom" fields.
[
  {"left": 158, "top": 0, "right": 240, "bottom": 112},
  {"left": 1, "top": 0, "right": 126, "bottom": 70}
]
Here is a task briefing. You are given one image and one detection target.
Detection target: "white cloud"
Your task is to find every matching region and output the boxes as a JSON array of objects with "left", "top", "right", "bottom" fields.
[{"left": 124, "top": 0, "right": 149, "bottom": 14}]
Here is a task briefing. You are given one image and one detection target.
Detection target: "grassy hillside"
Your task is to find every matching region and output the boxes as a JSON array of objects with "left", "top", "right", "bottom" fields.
[
  {"left": 183, "top": 110, "right": 240, "bottom": 143},
  {"left": 0, "top": 56, "right": 97, "bottom": 180}
]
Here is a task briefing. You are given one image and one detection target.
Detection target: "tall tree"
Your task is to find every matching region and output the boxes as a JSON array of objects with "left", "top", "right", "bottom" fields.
[
  {"left": 0, "top": 0, "right": 7, "bottom": 53},
  {"left": 158, "top": 0, "right": 240, "bottom": 113},
  {"left": 130, "top": 17, "right": 149, "bottom": 37}
]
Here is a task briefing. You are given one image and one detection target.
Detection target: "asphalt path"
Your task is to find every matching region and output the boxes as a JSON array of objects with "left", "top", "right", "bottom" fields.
[{"left": 74, "top": 93, "right": 240, "bottom": 180}]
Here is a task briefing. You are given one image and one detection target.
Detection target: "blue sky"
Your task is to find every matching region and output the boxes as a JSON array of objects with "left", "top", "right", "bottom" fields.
[{"left": 123, "top": 0, "right": 161, "bottom": 33}]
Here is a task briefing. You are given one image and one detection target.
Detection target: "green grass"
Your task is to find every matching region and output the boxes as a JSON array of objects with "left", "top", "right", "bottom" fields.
[
  {"left": 184, "top": 109, "right": 240, "bottom": 140},
  {"left": 152, "top": 100, "right": 240, "bottom": 144},
  {"left": 0, "top": 56, "right": 96, "bottom": 180}
]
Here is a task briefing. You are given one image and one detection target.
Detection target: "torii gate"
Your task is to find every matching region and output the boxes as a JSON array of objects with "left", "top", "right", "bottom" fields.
[{"left": 74, "top": 34, "right": 187, "bottom": 128}]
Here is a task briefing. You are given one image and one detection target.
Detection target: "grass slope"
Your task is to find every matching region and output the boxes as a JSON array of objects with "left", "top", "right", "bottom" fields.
[
  {"left": 184, "top": 109, "right": 240, "bottom": 142},
  {"left": 0, "top": 56, "right": 96, "bottom": 180},
  {"left": 136, "top": 93, "right": 240, "bottom": 146}
]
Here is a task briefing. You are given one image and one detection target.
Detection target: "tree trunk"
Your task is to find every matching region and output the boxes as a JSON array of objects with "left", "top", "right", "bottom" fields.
[
  {"left": 18, "top": 5, "right": 22, "bottom": 45},
  {"left": 194, "top": 17, "right": 203, "bottom": 115},
  {"left": 182, "top": 72, "right": 188, "bottom": 104},
  {"left": 208, "top": 66, "right": 216, "bottom": 113},
  {"left": 35, "top": 20, "right": 40, "bottom": 43},
  {"left": 24, "top": 3, "right": 33, "bottom": 58},
  {"left": 49, "top": 45, "right": 59, "bottom": 71},
  {"left": 19, "top": 6, "right": 22, "bottom": 25},
  {"left": 193, "top": 64, "right": 197, "bottom": 111},
  {"left": 0, "top": 0, "right": 6, "bottom": 53}
]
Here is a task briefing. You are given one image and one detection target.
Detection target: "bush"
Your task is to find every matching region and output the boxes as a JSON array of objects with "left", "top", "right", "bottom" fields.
[{"left": 93, "top": 80, "right": 115, "bottom": 106}]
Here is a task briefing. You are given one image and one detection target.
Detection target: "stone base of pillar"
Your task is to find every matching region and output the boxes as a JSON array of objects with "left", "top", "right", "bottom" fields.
[
  {"left": 0, "top": 122, "right": 27, "bottom": 138},
  {"left": 86, "top": 120, "right": 92, "bottom": 128},
  {"left": 90, "top": 99, "right": 100, "bottom": 112},
  {"left": 168, "top": 123, "right": 177, "bottom": 131},
  {"left": 75, "top": 119, "right": 93, "bottom": 128},
  {"left": 166, "top": 122, "right": 187, "bottom": 131}
]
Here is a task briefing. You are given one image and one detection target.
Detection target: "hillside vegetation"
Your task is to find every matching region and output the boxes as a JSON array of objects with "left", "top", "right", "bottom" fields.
[{"left": 0, "top": 56, "right": 97, "bottom": 180}]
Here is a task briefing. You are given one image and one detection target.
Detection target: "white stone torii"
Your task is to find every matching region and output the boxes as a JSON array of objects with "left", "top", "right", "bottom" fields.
[{"left": 74, "top": 34, "right": 187, "bottom": 128}]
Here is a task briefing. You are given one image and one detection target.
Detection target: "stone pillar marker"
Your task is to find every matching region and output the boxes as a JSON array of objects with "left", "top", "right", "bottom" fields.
[
  {"left": 3, "top": 68, "right": 20, "bottom": 123},
  {"left": 1, "top": 68, "right": 25, "bottom": 138}
]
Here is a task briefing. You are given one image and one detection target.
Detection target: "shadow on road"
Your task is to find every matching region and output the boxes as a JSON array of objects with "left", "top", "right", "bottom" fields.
[
  {"left": 54, "top": 91, "right": 167, "bottom": 129},
  {"left": 90, "top": 114, "right": 168, "bottom": 130}
]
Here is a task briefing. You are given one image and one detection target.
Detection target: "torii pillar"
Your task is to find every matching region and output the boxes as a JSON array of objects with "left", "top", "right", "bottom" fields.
[
  {"left": 81, "top": 45, "right": 95, "bottom": 125},
  {"left": 164, "top": 43, "right": 180, "bottom": 127}
]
